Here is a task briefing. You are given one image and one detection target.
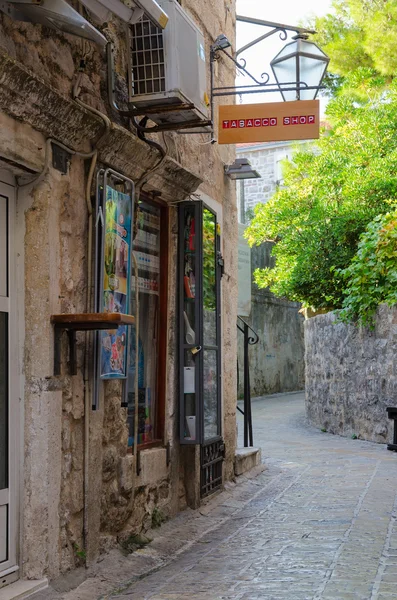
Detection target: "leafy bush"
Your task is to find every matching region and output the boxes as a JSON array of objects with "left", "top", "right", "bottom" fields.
[
  {"left": 338, "top": 209, "right": 397, "bottom": 326},
  {"left": 246, "top": 84, "right": 397, "bottom": 311}
]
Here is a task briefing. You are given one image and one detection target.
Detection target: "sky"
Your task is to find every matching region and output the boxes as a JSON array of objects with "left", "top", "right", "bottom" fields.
[{"left": 235, "top": 0, "right": 334, "bottom": 110}]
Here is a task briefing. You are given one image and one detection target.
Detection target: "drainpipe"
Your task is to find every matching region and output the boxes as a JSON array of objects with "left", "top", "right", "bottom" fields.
[{"left": 72, "top": 75, "right": 111, "bottom": 562}]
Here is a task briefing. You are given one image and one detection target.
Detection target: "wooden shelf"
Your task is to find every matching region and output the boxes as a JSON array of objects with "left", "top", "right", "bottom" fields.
[
  {"left": 51, "top": 312, "right": 135, "bottom": 375},
  {"left": 51, "top": 312, "right": 135, "bottom": 330}
]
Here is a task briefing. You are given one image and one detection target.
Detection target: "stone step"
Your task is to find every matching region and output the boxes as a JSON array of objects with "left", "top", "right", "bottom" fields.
[
  {"left": 0, "top": 579, "right": 48, "bottom": 600},
  {"left": 234, "top": 447, "right": 262, "bottom": 476}
]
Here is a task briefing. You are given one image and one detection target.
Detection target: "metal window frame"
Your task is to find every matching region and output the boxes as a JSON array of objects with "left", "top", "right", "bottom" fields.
[
  {"left": 0, "top": 178, "right": 19, "bottom": 581},
  {"left": 178, "top": 201, "right": 222, "bottom": 446}
]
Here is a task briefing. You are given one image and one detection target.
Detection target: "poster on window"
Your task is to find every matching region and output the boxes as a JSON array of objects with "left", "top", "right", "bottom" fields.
[{"left": 100, "top": 185, "right": 133, "bottom": 379}]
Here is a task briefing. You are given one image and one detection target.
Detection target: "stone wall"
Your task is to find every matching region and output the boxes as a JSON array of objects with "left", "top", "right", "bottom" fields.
[
  {"left": 237, "top": 243, "right": 305, "bottom": 397},
  {"left": 305, "top": 305, "right": 397, "bottom": 444},
  {"left": 0, "top": 0, "right": 238, "bottom": 582}
]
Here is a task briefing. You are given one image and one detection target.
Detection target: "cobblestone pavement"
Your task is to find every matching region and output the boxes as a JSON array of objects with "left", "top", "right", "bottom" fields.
[
  {"left": 34, "top": 392, "right": 397, "bottom": 600},
  {"left": 110, "top": 392, "right": 397, "bottom": 600}
]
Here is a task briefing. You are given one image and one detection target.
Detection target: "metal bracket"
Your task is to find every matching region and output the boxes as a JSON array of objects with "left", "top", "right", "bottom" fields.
[
  {"left": 52, "top": 142, "right": 70, "bottom": 174},
  {"left": 53, "top": 327, "right": 77, "bottom": 376},
  {"left": 217, "top": 251, "right": 225, "bottom": 278},
  {"left": 208, "top": 17, "right": 323, "bottom": 138}
]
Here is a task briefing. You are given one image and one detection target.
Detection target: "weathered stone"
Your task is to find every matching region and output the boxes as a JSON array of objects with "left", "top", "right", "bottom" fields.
[
  {"left": 69, "top": 469, "right": 84, "bottom": 514},
  {"left": 136, "top": 448, "right": 168, "bottom": 488},
  {"left": 102, "top": 446, "right": 119, "bottom": 482},
  {"left": 305, "top": 305, "right": 397, "bottom": 443},
  {"left": 119, "top": 455, "right": 134, "bottom": 494}
]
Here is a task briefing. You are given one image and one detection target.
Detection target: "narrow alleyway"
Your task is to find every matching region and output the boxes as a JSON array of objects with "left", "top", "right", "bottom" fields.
[
  {"left": 113, "top": 392, "right": 397, "bottom": 600},
  {"left": 37, "top": 392, "right": 397, "bottom": 600}
]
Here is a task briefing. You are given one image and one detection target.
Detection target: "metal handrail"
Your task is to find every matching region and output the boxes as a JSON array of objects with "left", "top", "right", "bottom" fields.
[
  {"left": 237, "top": 317, "right": 260, "bottom": 447},
  {"left": 237, "top": 316, "right": 259, "bottom": 345}
]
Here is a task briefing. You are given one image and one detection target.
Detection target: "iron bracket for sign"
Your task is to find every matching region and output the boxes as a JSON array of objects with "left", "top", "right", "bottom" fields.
[
  {"left": 53, "top": 327, "right": 77, "bottom": 376},
  {"left": 209, "top": 16, "right": 322, "bottom": 139}
]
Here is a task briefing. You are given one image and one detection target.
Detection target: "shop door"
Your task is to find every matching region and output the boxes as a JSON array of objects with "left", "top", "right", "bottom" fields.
[{"left": 0, "top": 177, "right": 18, "bottom": 586}]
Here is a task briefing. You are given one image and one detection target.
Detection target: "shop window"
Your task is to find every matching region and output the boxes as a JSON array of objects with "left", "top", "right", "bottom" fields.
[
  {"left": 127, "top": 198, "right": 168, "bottom": 448},
  {"left": 178, "top": 201, "right": 222, "bottom": 445}
]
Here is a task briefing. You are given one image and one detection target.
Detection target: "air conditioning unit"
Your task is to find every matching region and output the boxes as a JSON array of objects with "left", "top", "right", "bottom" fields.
[{"left": 128, "top": 0, "right": 210, "bottom": 130}]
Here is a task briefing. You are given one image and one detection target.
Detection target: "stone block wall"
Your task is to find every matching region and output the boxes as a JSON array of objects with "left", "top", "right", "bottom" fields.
[
  {"left": 237, "top": 242, "right": 305, "bottom": 397},
  {"left": 305, "top": 305, "right": 397, "bottom": 443}
]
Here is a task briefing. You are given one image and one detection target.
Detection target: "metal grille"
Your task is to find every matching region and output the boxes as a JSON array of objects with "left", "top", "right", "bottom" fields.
[
  {"left": 200, "top": 439, "right": 224, "bottom": 498},
  {"left": 130, "top": 17, "right": 166, "bottom": 96}
]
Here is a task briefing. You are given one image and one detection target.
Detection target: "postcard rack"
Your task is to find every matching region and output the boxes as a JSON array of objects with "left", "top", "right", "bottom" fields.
[{"left": 93, "top": 168, "right": 135, "bottom": 409}]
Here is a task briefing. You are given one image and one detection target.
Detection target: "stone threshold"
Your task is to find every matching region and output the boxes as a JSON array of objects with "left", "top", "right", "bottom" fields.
[
  {"left": 234, "top": 446, "right": 262, "bottom": 476},
  {"left": 0, "top": 579, "right": 48, "bottom": 600}
]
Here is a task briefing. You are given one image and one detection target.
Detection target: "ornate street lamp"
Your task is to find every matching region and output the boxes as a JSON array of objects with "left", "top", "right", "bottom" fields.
[{"left": 270, "top": 34, "right": 330, "bottom": 102}]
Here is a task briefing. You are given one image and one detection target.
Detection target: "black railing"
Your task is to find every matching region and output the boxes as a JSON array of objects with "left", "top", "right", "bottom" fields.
[{"left": 237, "top": 316, "right": 259, "bottom": 447}]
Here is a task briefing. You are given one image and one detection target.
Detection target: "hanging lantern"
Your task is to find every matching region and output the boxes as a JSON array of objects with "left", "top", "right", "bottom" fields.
[{"left": 270, "top": 34, "right": 329, "bottom": 102}]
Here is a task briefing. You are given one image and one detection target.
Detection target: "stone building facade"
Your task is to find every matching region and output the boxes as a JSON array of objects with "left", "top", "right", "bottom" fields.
[
  {"left": 0, "top": 0, "right": 238, "bottom": 594},
  {"left": 236, "top": 140, "right": 307, "bottom": 221}
]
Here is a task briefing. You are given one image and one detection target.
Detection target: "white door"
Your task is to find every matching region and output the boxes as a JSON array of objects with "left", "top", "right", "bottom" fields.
[{"left": 0, "top": 175, "right": 18, "bottom": 586}]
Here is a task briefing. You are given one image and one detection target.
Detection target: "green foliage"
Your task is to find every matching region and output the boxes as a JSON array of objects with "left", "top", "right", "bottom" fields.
[
  {"left": 151, "top": 507, "right": 167, "bottom": 529},
  {"left": 338, "top": 210, "right": 397, "bottom": 327},
  {"left": 310, "top": 0, "right": 397, "bottom": 97},
  {"left": 246, "top": 1, "right": 397, "bottom": 322},
  {"left": 73, "top": 543, "right": 86, "bottom": 561},
  {"left": 246, "top": 88, "right": 397, "bottom": 310}
]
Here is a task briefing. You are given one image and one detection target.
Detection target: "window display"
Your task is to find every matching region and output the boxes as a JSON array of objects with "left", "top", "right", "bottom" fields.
[
  {"left": 127, "top": 201, "right": 161, "bottom": 446},
  {"left": 179, "top": 202, "right": 222, "bottom": 445}
]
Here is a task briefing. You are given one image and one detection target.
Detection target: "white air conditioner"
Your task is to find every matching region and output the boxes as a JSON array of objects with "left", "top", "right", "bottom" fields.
[
  {"left": 129, "top": 0, "right": 209, "bottom": 129},
  {"left": 79, "top": 0, "right": 168, "bottom": 30},
  {"left": 0, "top": 0, "right": 107, "bottom": 46}
]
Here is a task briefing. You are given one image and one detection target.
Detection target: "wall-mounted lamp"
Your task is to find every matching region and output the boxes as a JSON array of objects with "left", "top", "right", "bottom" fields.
[
  {"left": 270, "top": 34, "right": 329, "bottom": 101},
  {"left": 212, "top": 34, "right": 232, "bottom": 51},
  {"left": 224, "top": 158, "right": 261, "bottom": 180},
  {"left": 211, "top": 18, "right": 329, "bottom": 104}
]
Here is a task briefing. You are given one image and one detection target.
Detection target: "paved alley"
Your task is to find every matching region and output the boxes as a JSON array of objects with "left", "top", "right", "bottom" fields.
[{"left": 36, "top": 392, "right": 397, "bottom": 600}]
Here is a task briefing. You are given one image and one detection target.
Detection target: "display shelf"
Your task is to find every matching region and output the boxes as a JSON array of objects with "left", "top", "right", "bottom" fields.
[
  {"left": 51, "top": 312, "right": 135, "bottom": 376},
  {"left": 139, "top": 221, "right": 160, "bottom": 232},
  {"left": 133, "top": 242, "right": 159, "bottom": 254},
  {"left": 138, "top": 265, "right": 160, "bottom": 274},
  {"left": 131, "top": 287, "right": 159, "bottom": 296}
]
